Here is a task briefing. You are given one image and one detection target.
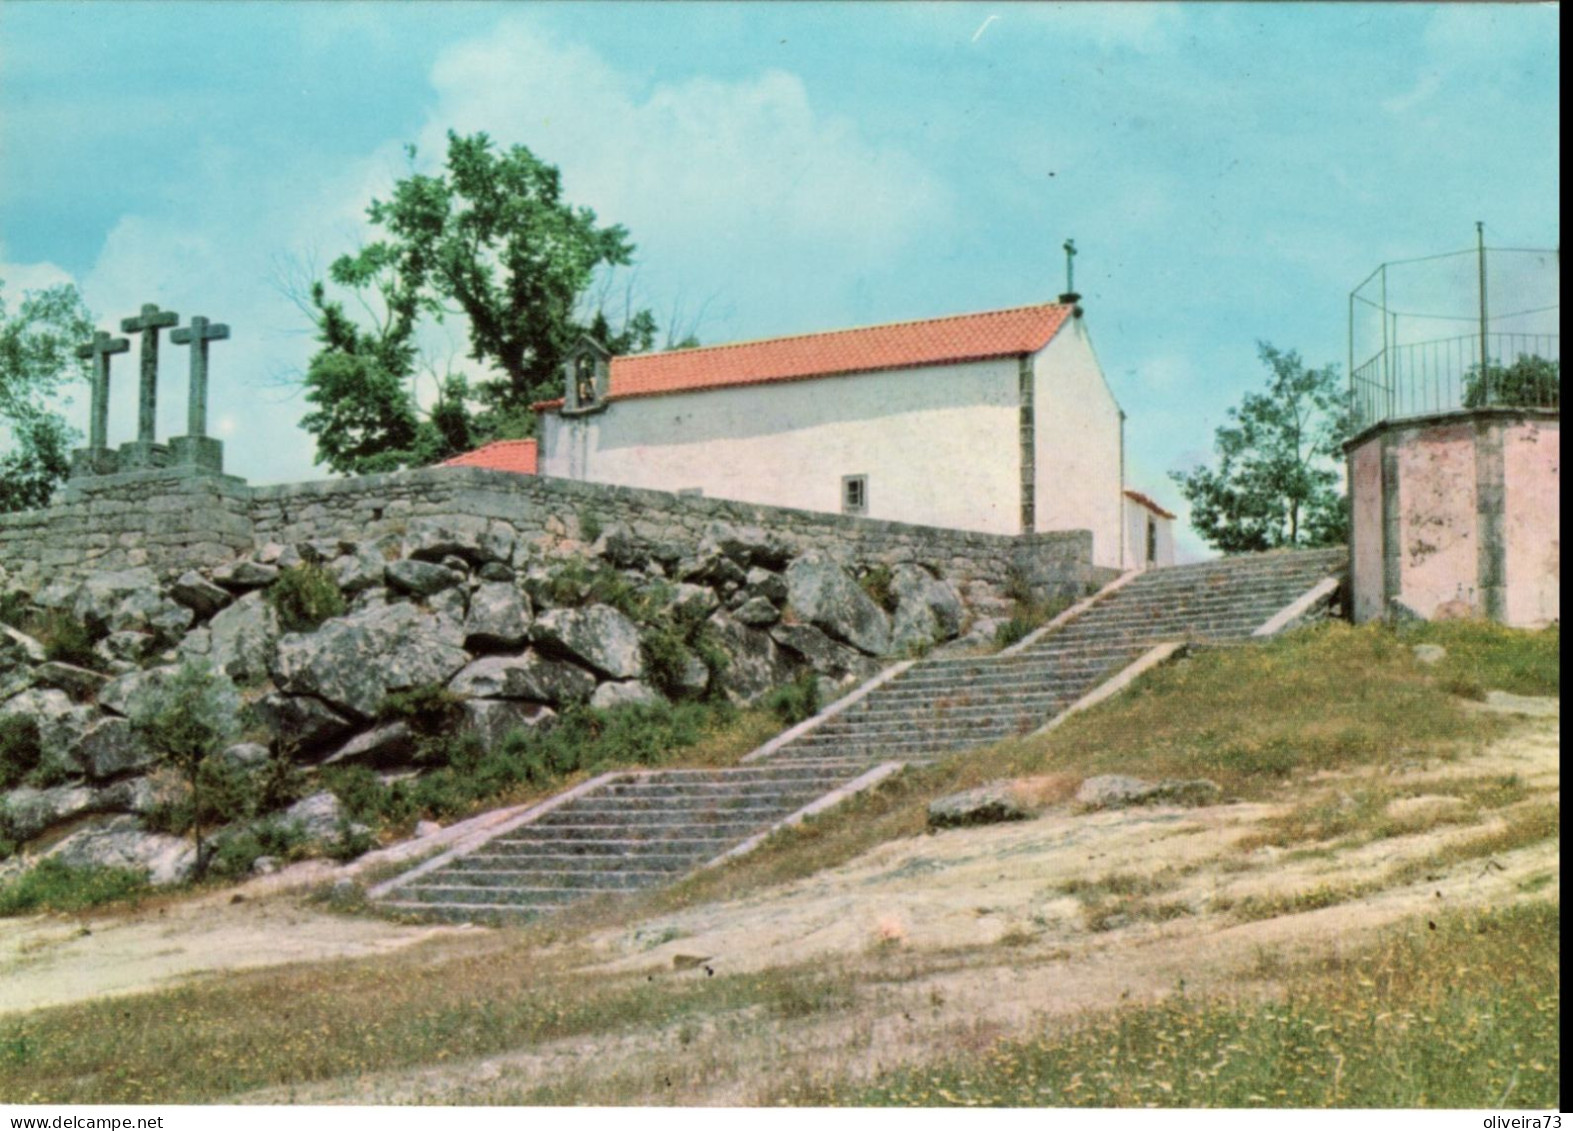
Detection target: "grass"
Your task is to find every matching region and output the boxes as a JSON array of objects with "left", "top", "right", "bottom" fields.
[
  {"left": 0, "top": 940, "right": 863, "bottom": 1103},
  {"left": 1237, "top": 772, "right": 1531, "bottom": 853},
  {"left": 1400, "top": 620, "right": 1560, "bottom": 699},
  {"left": 776, "top": 901, "right": 1560, "bottom": 1108},
  {"left": 0, "top": 859, "right": 151, "bottom": 916}
]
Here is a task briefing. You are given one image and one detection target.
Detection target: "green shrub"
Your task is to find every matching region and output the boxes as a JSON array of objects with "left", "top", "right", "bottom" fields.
[
  {"left": 253, "top": 754, "right": 310, "bottom": 813},
  {"left": 641, "top": 623, "right": 698, "bottom": 700},
  {"left": 993, "top": 594, "right": 1074, "bottom": 651},
  {"left": 36, "top": 610, "right": 99, "bottom": 668},
  {"left": 266, "top": 563, "right": 347, "bottom": 633},
  {"left": 993, "top": 613, "right": 1040, "bottom": 650},
  {"left": 326, "top": 819, "right": 378, "bottom": 863},
  {"left": 0, "top": 858, "right": 151, "bottom": 917},
  {"left": 578, "top": 510, "right": 604, "bottom": 544},
  {"left": 586, "top": 567, "right": 646, "bottom": 619},
  {"left": 141, "top": 756, "right": 270, "bottom": 837},
  {"left": 762, "top": 669, "right": 821, "bottom": 725},
  {"left": 321, "top": 765, "right": 401, "bottom": 828},
  {"left": 0, "top": 716, "right": 42, "bottom": 791},
  {"left": 0, "top": 590, "right": 32, "bottom": 629},
  {"left": 207, "top": 818, "right": 309, "bottom": 880},
  {"left": 379, "top": 685, "right": 466, "bottom": 734},
  {"left": 859, "top": 564, "right": 898, "bottom": 613},
  {"left": 129, "top": 662, "right": 243, "bottom": 877},
  {"left": 0, "top": 801, "right": 19, "bottom": 860}
]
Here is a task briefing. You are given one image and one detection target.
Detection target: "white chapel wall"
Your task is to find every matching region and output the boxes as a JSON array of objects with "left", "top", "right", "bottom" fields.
[
  {"left": 1122, "top": 497, "right": 1177, "bottom": 570},
  {"left": 539, "top": 357, "right": 1023, "bottom": 535},
  {"left": 1031, "top": 318, "right": 1125, "bottom": 569}
]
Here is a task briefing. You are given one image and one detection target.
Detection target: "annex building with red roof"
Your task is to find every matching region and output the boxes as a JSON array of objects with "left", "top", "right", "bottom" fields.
[{"left": 530, "top": 296, "right": 1168, "bottom": 571}]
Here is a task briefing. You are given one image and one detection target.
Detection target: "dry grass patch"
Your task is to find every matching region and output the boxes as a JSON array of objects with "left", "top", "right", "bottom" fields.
[
  {"left": 782, "top": 901, "right": 1560, "bottom": 1107},
  {"left": 0, "top": 924, "right": 870, "bottom": 1104}
]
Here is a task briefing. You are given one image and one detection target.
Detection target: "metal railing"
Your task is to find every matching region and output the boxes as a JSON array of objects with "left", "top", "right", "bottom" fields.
[
  {"left": 1349, "top": 232, "right": 1558, "bottom": 431},
  {"left": 1351, "top": 331, "right": 1559, "bottom": 429}
]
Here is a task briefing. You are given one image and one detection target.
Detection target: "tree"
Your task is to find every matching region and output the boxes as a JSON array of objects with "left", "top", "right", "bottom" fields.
[
  {"left": 130, "top": 662, "right": 242, "bottom": 880},
  {"left": 295, "top": 131, "right": 670, "bottom": 472},
  {"left": 1462, "top": 353, "right": 1559, "bottom": 409},
  {"left": 1170, "top": 343, "right": 1351, "bottom": 554},
  {"left": 337, "top": 130, "right": 646, "bottom": 407},
  {"left": 0, "top": 279, "right": 94, "bottom": 512}
]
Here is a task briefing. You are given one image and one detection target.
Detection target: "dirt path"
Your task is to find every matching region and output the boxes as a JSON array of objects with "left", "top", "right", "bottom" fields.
[
  {"left": 231, "top": 706, "right": 1558, "bottom": 1105},
  {"left": 0, "top": 805, "right": 534, "bottom": 1016}
]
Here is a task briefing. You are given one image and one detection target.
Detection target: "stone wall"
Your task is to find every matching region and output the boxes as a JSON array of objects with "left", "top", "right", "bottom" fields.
[
  {"left": 1, "top": 466, "right": 1113, "bottom": 607},
  {"left": 0, "top": 470, "right": 253, "bottom": 587}
]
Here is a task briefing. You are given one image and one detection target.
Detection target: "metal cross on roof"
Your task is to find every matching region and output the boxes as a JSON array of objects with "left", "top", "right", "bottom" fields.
[{"left": 1063, "top": 238, "right": 1077, "bottom": 296}]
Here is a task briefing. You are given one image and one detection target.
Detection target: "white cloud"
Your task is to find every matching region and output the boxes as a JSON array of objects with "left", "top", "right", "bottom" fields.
[
  {"left": 0, "top": 252, "right": 76, "bottom": 296},
  {"left": 422, "top": 18, "right": 952, "bottom": 320}
]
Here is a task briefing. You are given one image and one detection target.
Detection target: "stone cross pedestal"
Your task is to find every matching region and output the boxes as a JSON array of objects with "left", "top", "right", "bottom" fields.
[
  {"left": 66, "top": 300, "right": 239, "bottom": 484},
  {"left": 118, "top": 303, "right": 178, "bottom": 469},
  {"left": 70, "top": 331, "right": 131, "bottom": 478},
  {"left": 169, "top": 315, "right": 230, "bottom": 473}
]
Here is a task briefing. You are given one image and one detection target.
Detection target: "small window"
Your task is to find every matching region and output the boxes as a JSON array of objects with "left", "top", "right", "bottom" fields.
[
  {"left": 1146, "top": 517, "right": 1158, "bottom": 565},
  {"left": 842, "top": 474, "right": 868, "bottom": 516}
]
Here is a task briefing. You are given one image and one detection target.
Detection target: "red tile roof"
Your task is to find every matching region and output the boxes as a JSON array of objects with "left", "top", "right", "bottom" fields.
[
  {"left": 534, "top": 302, "right": 1074, "bottom": 411},
  {"left": 1124, "top": 489, "right": 1176, "bottom": 520},
  {"left": 441, "top": 438, "right": 538, "bottom": 475}
]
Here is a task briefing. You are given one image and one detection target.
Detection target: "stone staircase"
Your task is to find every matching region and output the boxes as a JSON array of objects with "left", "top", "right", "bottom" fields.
[
  {"left": 371, "top": 547, "right": 1344, "bottom": 922},
  {"left": 779, "top": 546, "right": 1346, "bottom": 765}
]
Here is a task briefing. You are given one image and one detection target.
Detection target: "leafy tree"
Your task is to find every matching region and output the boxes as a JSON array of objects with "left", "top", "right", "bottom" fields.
[
  {"left": 1462, "top": 353, "right": 1559, "bottom": 410},
  {"left": 0, "top": 279, "right": 93, "bottom": 512},
  {"left": 340, "top": 131, "right": 642, "bottom": 405},
  {"left": 130, "top": 663, "right": 242, "bottom": 879},
  {"left": 295, "top": 131, "right": 675, "bottom": 473},
  {"left": 1171, "top": 343, "right": 1351, "bottom": 554}
]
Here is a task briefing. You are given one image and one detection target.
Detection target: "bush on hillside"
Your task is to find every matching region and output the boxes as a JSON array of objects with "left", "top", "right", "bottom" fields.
[{"left": 266, "top": 563, "right": 346, "bottom": 633}]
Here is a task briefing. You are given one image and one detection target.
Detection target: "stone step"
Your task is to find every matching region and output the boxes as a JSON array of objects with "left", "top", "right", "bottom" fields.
[
  {"left": 433, "top": 867, "right": 680, "bottom": 889},
  {"left": 626, "top": 764, "right": 866, "bottom": 785},
  {"left": 499, "top": 821, "right": 767, "bottom": 843},
  {"left": 531, "top": 805, "right": 799, "bottom": 829},
  {"left": 786, "top": 731, "right": 1028, "bottom": 756},
  {"left": 379, "top": 900, "right": 544, "bottom": 922},
  {"left": 811, "top": 706, "right": 1066, "bottom": 738},
  {"left": 398, "top": 885, "right": 598, "bottom": 907},
  {"left": 374, "top": 548, "right": 1348, "bottom": 926},
  {"left": 597, "top": 774, "right": 855, "bottom": 797},
  {"left": 888, "top": 660, "right": 1132, "bottom": 690},
  {"left": 492, "top": 825, "right": 744, "bottom": 845},
  {"left": 455, "top": 849, "right": 702, "bottom": 870},
  {"left": 561, "top": 793, "right": 828, "bottom": 817}
]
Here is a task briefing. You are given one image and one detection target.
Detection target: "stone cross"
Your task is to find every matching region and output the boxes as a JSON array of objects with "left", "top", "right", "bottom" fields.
[
  {"left": 170, "top": 316, "right": 229, "bottom": 438},
  {"left": 75, "top": 331, "right": 130, "bottom": 451},
  {"left": 120, "top": 303, "right": 179, "bottom": 444}
]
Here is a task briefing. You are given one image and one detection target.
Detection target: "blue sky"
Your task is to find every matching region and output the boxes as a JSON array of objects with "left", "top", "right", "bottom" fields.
[{"left": 0, "top": 2, "right": 1559, "bottom": 559}]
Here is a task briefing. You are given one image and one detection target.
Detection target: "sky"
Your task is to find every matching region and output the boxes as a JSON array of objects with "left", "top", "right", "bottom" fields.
[{"left": 0, "top": 1, "right": 1560, "bottom": 560}]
